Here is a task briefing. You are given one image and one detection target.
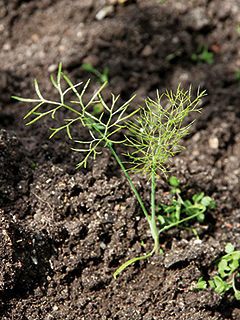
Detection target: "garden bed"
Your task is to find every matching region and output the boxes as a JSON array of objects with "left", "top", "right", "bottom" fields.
[{"left": 0, "top": 0, "right": 240, "bottom": 319}]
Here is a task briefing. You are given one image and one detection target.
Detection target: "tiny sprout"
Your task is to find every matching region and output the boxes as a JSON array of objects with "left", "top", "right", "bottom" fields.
[
  {"left": 193, "top": 243, "right": 240, "bottom": 300},
  {"left": 166, "top": 49, "right": 184, "bottom": 61},
  {"left": 12, "top": 62, "right": 210, "bottom": 278},
  {"left": 235, "top": 24, "right": 240, "bottom": 36},
  {"left": 30, "top": 163, "right": 36, "bottom": 170},
  {"left": 235, "top": 71, "right": 240, "bottom": 88},
  {"left": 191, "top": 44, "right": 214, "bottom": 65},
  {"left": 80, "top": 62, "right": 109, "bottom": 83},
  {"left": 157, "top": 177, "right": 215, "bottom": 239}
]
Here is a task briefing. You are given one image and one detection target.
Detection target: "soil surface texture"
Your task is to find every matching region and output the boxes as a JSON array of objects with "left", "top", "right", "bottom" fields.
[{"left": 1, "top": 0, "right": 240, "bottom": 319}]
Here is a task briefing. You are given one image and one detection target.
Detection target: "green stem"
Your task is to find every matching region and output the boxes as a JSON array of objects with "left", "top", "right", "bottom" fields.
[
  {"left": 108, "top": 145, "right": 160, "bottom": 278},
  {"left": 159, "top": 204, "right": 206, "bottom": 234},
  {"left": 91, "top": 128, "right": 160, "bottom": 277},
  {"left": 113, "top": 237, "right": 158, "bottom": 279},
  {"left": 151, "top": 170, "right": 156, "bottom": 221},
  {"left": 107, "top": 142, "right": 150, "bottom": 221},
  {"left": 150, "top": 169, "right": 160, "bottom": 253},
  {"left": 108, "top": 142, "right": 160, "bottom": 253}
]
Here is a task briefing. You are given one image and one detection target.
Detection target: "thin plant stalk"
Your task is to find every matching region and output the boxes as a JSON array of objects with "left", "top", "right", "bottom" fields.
[
  {"left": 109, "top": 144, "right": 160, "bottom": 246},
  {"left": 107, "top": 142, "right": 150, "bottom": 221}
]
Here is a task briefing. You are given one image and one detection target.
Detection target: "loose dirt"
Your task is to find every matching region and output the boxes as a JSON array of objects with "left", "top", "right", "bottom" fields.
[{"left": 1, "top": 0, "right": 240, "bottom": 319}]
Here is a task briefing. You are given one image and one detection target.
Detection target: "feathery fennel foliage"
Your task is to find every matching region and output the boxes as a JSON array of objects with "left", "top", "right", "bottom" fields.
[
  {"left": 12, "top": 62, "right": 207, "bottom": 278},
  {"left": 124, "top": 88, "right": 203, "bottom": 177}
]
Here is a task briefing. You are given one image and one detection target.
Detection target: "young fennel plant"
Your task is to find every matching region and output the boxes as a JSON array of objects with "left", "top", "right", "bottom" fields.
[{"left": 12, "top": 62, "right": 206, "bottom": 278}]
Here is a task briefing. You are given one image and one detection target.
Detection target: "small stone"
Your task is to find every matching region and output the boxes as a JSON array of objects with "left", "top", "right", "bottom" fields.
[
  {"left": 118, "top": 0, "right": 129, "bottom": 4},
  {"left": 59, "top": 45, "right": 66, "bottom": 52},
  {"left": 108, "top": 0, "right": 118, "bottom": 4},
  {"left": 31, "top": 34, "right": 39, "bottom": 42},
  {"left": 95, "top": 6, "right": 114, "bottom": 21},
  {"left": 192, "top": 132, "right": 201, "bottom": 142},
  {"left": 141, "top": 45, "right": 153, "bottom": 57},
  {"left": 114, "top": 204, "right": 120, "bottom": 211},
  {"left": 3, "top": 43, "right": 11, "bottom": 51},
  {"left": 48, "top": 64, "right": 58, "bottom": 73},
  {"left": 184, "top": 7, "right": 210, "bottom": 31},
  {"left": 208, "top": 136, "right": 219, "bottom": 149},
  {"left": 193, "top": 239, "right": 202, "bottom": 245}
]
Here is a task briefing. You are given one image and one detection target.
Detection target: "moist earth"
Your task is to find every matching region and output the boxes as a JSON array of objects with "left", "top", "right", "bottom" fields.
[{"left": 1, "top": 0, "right": 240, "bottom": 319}]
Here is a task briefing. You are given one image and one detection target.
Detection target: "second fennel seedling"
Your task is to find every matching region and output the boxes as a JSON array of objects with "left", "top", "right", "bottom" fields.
[
  {"left": 193, "top": 243, "right": 240, "bottom": 300},
  {"left": 12, "top": 62, "right": 207, "bottom": 278}
]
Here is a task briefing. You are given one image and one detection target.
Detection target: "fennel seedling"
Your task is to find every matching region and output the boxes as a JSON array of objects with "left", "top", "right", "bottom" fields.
[
  {"left": 193, "top": 243, "right": 240, "bottom": 300},
  {"left": 12, "top": 62, "right": 207, "bottom": 278}
]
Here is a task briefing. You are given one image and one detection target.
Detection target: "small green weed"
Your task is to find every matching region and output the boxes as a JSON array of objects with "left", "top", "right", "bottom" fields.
[
  {"left": 191, "top": 44, "right": 214, "bottom": 65},
  {"left": 193, "top": 243, "right": 240, "bottom": 300},
  {"left": 157, "top": 176, "right": 215, "bottom": 239},
  {"left": 12, "top": 62, "right": 209, "bottom": 278},
  {"left": 235, "top": 71, "right": 240, "bottom": 88},
  {"left": 235, "top": 24, "right": 240, "bottom": 36},
  {"left": 80, "top": 62, "right": 109, "bottom": 83},
  {"left": 30, "top": 163, "right": 36, "bottom": 170},
  {"left": 166, "top": 49, "right": 184, "bottom": 61}
]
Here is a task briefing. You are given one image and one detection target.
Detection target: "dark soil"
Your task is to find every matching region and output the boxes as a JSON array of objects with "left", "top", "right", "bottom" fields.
[{"left": 1, "top": 0, "right": 240, "bottom": 319}]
